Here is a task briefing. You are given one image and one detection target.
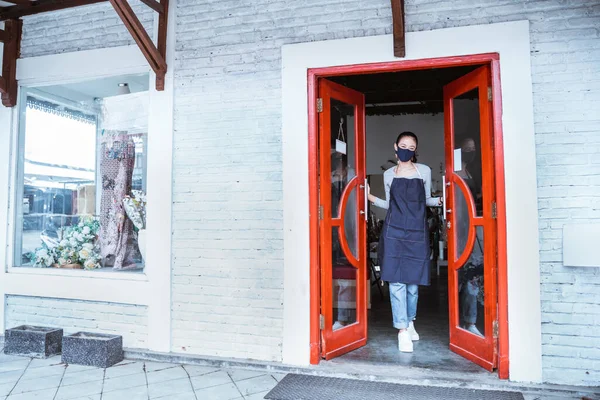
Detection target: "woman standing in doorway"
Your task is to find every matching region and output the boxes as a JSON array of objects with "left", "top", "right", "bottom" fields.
[{"left": 368, "top": 132, "right": 442, "bottom": 353}]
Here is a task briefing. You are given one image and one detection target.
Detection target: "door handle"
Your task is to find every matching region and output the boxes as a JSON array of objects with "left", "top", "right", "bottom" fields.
[
  {"left": 364, "top": 178, "right": 368, "bottom": 221},
  {"left": 360, "top": 178, "right": 368, "bottom": 221},
  {"left": 442, "top": 175, "right": 447, "bottom": 219}
]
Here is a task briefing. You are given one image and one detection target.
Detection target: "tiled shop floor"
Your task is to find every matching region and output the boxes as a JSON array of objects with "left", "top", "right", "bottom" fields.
[{"left": 0, "top": 353, "right": 285, "bottom": 400}]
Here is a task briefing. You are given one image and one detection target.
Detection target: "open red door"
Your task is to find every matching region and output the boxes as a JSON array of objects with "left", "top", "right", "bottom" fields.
[
  {"left": 444, "top": 66, "right": 498, "bottom": 371},
  {"left": 318, "top": 79, "right": 367, "bottom": 360}
]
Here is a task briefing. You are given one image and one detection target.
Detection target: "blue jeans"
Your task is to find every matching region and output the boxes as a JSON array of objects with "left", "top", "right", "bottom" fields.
[{"left": 389, "top": 283, "right": 418, "bottom": 330}]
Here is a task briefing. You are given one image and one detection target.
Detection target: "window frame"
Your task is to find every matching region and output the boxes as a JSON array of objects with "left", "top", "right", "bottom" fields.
[
  {"left": 13, "top": 87, "right": 101, "bottom": 269},
  {"left": 3, "top": 45, "right": 164, "bottom": 286}
]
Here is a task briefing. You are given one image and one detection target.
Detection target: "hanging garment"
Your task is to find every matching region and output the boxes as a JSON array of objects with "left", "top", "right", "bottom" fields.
[
  {"left": 379, "top": 170, "right": 430, "bottom": 286},
  {"left": 99, "top": 132, "right": 138, "bottom": 270}
]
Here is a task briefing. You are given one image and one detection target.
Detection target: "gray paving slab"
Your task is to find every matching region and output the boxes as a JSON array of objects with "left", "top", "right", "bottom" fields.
[
  {"left": 0, "top": 351, "right": 595, "bottom": 400},
  {"left": 234, "top": 374, "right": 278, "bottom": 397},
  {"left": 194, "top": 382, "right": 242, "bottom": 400}
]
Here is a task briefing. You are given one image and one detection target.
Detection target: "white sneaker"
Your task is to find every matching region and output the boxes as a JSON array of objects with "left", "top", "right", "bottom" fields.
[
  {"left": 466, "top": 324, "right": 483, "bottom": 337},
  {"left": 408, "top": 321, "right": 420, "bottom": 341},
  {"left": 332, "top": 321, "right": 344, "bottom": 331},
  {"left": 398, "top": 330, "right": 414, "bottom": 353}
]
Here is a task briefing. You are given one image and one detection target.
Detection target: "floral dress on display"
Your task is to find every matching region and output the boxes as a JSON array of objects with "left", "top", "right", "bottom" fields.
[{"left": 99, "top": 131, "right": 138, "bottom": 269}]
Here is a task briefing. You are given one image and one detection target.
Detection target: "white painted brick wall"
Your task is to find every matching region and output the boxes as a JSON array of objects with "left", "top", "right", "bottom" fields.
[
  {"left": 20, "top": 0, "right": 154, "bottom": 58},
  {"left": 173, "top": 0, "right": 600, "bottom": 383},
  {"left": 171, "top": 0, "right": 393, "bottom": 363},
  {"left": 10, "top": 0, "right": 600, "bottom": 385},
  {"left": 5, "top": 296, "right": 148, "bottom": 348}
]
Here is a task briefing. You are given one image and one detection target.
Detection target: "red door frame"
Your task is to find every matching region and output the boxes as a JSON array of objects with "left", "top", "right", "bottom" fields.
[
  {"left": 307, "top": 53, "right": 509, "bottom": 379},
  {"left": 444, "top": 65, "right": 498, "bottom": 371},
  {"left": 318, "top": 79, "right": 368, "bottom": 360}
]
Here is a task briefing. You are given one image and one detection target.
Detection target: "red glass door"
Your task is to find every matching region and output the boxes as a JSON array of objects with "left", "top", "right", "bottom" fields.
[
  {"left": 444, "top": 66, "right": 498, "bottom": 371},
  {"left": 318, "top": 79, "right": 367, "bottom": 360}
]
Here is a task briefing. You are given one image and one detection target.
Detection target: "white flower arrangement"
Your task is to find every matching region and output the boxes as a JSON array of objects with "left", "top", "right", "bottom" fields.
[
  {"left": 31, "top": 247, "right": 54, "bottom": 268},
  {"left": 123, "top": 190, "right": 146, "bottom": 230},
  {"left": 31, "top": 215, "right": 102, "bottom": 270}
]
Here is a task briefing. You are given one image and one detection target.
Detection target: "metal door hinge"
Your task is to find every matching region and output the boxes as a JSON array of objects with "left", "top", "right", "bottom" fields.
[
  {"left": 318, "top": 205, "right": 324, "bottom": 220},
  {"left": 487, "top": 87, "right": 492, "bottom": 102},
  {"left": 491, "top": 202, "right": 497, "bottom": 219},
  {"left": 317, "top": 98, "right": 323, "bottom": 113},
  {"left": 320, "top": 314, "right": 325, "bottom": 329},
  {"left": 493, "top": 320, "right": 499, "bottom": 338}
]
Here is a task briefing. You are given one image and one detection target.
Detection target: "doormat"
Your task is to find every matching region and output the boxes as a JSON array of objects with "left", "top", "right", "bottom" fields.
[{"left": 264, "top": 374, "right": 525, "bottom": 400}]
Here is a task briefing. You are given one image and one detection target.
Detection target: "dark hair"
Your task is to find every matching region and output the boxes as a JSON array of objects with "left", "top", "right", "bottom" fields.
[{"left": 395, "top": 131, "right": 418, "bottom": 163}]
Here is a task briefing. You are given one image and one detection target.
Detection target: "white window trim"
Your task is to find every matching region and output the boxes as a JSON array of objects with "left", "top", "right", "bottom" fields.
[
  {"left": 281, "top": 20, "right": 542, "bottom": 383},
  {"left": 7, "top": 46, "right": 150, "bottom": 278},
  {"left": 0, "top": 39, "right": 174, "bottom": 352}
]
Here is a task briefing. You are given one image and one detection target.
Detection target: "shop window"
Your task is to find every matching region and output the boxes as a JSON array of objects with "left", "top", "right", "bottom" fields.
[{"left": 14, "top": 75, "right": 150, "bottom": 272}]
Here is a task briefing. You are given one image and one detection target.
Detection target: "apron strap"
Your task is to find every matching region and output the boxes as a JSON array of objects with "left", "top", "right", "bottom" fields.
[
  {"left": 394, "top": 164, "right": 424, "bottom": 180},
  {"left": 414, "top": 164, "right": 423, "bottom": 180}
]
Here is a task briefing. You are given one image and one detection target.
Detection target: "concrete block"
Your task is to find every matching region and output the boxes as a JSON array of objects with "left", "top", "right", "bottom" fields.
[
  {"left": 62, "top": 332, "right": 123, "bottom": 368},
  {"left": 4, "top": 325, "right": 63, "bottom": 358}
]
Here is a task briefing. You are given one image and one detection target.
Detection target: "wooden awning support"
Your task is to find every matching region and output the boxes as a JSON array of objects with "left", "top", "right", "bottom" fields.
[
  {"left": 0, "top": 0, "right": 170, "bottom": 107},
  {"left": 0, "top": 19, "right": 22, "bottom": 107},
  {"left": 390, "top": 0, "right": 406, "bottom": 58},
  {"left": 109, "top": 0, "right": 169, "bottom": 90}
]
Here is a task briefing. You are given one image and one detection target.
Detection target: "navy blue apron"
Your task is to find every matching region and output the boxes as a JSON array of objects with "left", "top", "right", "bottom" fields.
[{"left": 379, "top": 170, "right": 431, "bottom": 286}]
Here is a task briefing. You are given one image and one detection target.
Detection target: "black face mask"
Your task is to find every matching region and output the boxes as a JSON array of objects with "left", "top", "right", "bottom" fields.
[
  {"left": 461, "top": 149, "right": 476, "bottom": 164},
  {"left": 396, "top": 148, "right": 415, "bottom": 162}
]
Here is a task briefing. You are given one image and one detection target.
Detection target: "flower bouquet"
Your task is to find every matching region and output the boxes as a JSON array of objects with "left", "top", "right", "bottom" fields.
[
  {"left": 31, "top": 245, "right": 54, "bottom": 268},
  {"left": 31, "top": 216, "right": 102, "bottom": 270},
  {"left": 122, "top": 190, "right": 146, "bottom": 231}
]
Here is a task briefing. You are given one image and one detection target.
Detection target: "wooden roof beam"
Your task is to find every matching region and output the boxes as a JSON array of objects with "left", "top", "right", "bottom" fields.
[
  {"left": 0, "top": 0, "right": 169, "bottom": 95},
  {"left": 0, "top": 0, "right": 169, "bottom": 107},
  {"left": 391, "top": 0, "right": 405, "bottom": 58},
  {"left": 109, "top": 0, "right": 168, "bottom": 90},
  {"left": 0, "top": 19, "right": 22, "bottom": 107}
]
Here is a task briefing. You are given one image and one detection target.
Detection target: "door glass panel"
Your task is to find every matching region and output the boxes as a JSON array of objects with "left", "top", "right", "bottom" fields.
[
  {"left": 457, "top": 225, "right": 485, "bottom": 337},
  {"left": 453, "top": 88, "right": 485, "bottom": 337},
  {"left": 332, "top": 227, "right": 357, "bottom": 330},
  {"left": 452, "top": 89, "right": 483, "bottom": 216},
  {"left": 330, "top": 97, "right": 357, "bottom": 330}
]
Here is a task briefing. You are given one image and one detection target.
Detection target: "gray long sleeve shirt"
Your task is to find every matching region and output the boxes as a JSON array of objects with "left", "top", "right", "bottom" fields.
[{"left": 371, "top": 163, "right": 440, "bottom": 210}]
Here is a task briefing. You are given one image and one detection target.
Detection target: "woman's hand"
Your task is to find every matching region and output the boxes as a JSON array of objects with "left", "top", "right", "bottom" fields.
[{"left": 366, "top": 184, "right": 376, "bottom": 204}]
